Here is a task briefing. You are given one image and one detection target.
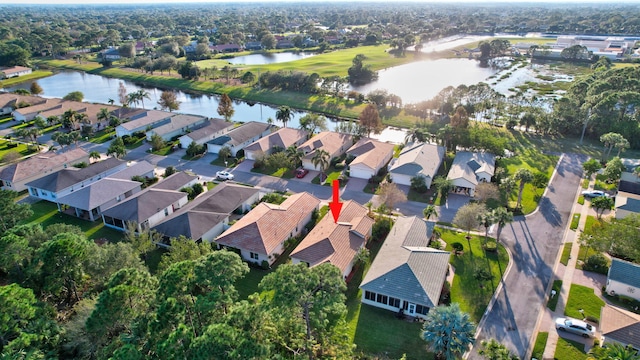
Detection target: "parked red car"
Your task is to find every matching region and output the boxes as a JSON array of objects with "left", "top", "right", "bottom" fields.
[{"left": 295, "top": 168, "right": 309, "bottom": 178}]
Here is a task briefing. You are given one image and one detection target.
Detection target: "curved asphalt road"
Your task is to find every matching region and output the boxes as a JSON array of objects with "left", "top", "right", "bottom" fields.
[{"left": 467, "top": 153, "right": 587, "bottom": 359}]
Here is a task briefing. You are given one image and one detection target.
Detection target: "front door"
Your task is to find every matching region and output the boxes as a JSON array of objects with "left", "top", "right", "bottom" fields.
[{"left": 408, "top": 303, "right": 416, "bottom": 316}]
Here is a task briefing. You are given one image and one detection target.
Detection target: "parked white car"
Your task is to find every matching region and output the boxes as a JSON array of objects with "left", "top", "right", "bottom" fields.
[
  {"left": 216, "top": 171, "right": 234, "bottom": 181},
  {"left": 581, "top": 190, "right": 609, "bottom": 198},
  {"left": 555, "top": 317, "right": 596, "bottom": 338}
]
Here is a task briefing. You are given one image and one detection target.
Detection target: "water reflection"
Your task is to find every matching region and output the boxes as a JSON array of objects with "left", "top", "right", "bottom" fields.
[{"left": 227, "top": 52, "right": 316, "bottom": 65}]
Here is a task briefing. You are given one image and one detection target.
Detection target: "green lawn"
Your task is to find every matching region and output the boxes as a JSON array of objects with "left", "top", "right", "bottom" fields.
[
  {"left": 438, "top": 228, "right": 509, "bottom": 322},
  {"left": 581, "top": 179, "right": 589, "bottom": 189},
  {"left": 236, "top": 267, "right": 270, "bottom": 300},
  {"left": 22, "top": 201, "right": 123, "bottom": 242},
  {"left": 554, "top": 337, "right": 588, "bottom": 360},
  {"left": 407, "top": 189, "right": 436, "bottom": 204},
  {"left": 560, "top": 243, "right": 573, "bottom": 265},
  {"left": 583, "top": 215, "right": 601, "bottom": 235},
  {"left": 0, "top": 140, "right": 38, "bottom": 164},
  {"left": 594, "top": 174, "right": 618, "bottom": 191},
  {"left": 211, "top": 156, "right": 240, "bottom": 168},
  {"left": 570, "top": 213, "right": 581, "bottom": 230},
  {"left": 124, "top": 137, "right": 146, "bottom": 149},
  {"left": 547, "top": 280, "right": 562, "bottom": 311},
  {"left": 577, "top": 195, "right": 585, "bottom": 205},
  {"left": 251, "top": 165, "right": 295, "bottom": 179},
  {"left": 89, "top": 129, "right": 115, "bottom": 144},
  {"left": 532, "top": 332, "right": 549, "bottom": 360},
  {"left": 0, "top": 70, "right": 53, "bottom": 87},
  {"left": 565, "top": 284, "right": 605, "bottom": 322},
  {"left": 311, "top": 165, "right": 344, "bottom": 186},
  {"left": 576, "top": 246, "right": 601, "bottom": 270}
]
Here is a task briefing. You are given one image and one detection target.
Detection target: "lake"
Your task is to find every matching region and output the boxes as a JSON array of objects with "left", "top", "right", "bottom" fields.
[
  {"left": 227, "top": 52, "right": 316, "bottom": 65},
  {"left": 349, "top": 58, "right": 498, "bottom": 104}
]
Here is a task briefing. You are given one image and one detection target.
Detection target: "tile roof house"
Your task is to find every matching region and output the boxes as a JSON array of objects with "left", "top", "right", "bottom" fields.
[
  {"left": 0, "top": 66, "right": 32, "bottom": 79},
  {"left": 106, "top": 160, "right": 156, "bottom": 181},
  {"left": 346, "top": 138, "right": 395, "bottom": 180},
  {"left": 0, "top": 148, "right": 90, "bottom": 192},
  {"left": 299, "top": 132, "right": 354, "bottom": 171},
  {"left": 291, "top": 200, "right": 373, "bottom": 279},
  {"left": 389, "top": 143, "right": 445, "bottom": 188},
  {"left": 606, "top": 258, "right": 640, "bottom": 302},
  {"left": 216, "top": 192, "right": 321, "bottom": 266},
  {"left": 615, "top": 193, "right": 640, "bottom": 219},
  {"left": 244, "top": 128, "right": 308, "bottom": 161},
  {"left": 447, "top": 151, "right": 496, "bottom": 196},
  {"left": 101, "top": 187, "right": 188, "bottom": 232},
  {"left": 0, "top": 92, "right": 46, "bottom": 116},
  {"left": 600, "top": 306, "right": 640, "bottom": 351},
  {"left": 360, "top": 216, "right": 450, "bottom": 319},
  {"left": 115, "top": 110, "right": 174, "bottom": 137},
  {"left": 153, "top": 182, "right": 261, "bottom": 243},
  {"left": 145, "top": 114, "right": 208, "bottom": 141},
  {"left": 206, "top": 121, "right": 275, "bottom": 156},
  {"left": 35, "top": 101, "right": 118, "bottom": 130},
  {"left": 26, "top": 157, "right": 128, "bottom": 202},
  {"left": 153, "top": 172, "right": 199, "bottom": 191},
  {"left": 178, "top": 118, "right": 235, "bottom": 149}
]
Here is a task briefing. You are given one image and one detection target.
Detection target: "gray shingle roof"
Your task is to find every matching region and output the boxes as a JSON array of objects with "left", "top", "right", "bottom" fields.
[
  {"left": 244, "top": 128, "right": 308, "bottom": 153},
  {"left": 107, "top": 161, "right": 155, "bottom": 181},
  {"left": 56, "top": 178, "right": 141, "bottom": 210},
  {"left": 25, "top": 157, "right": 125, "bottom": 192},
  {"left": 153, "top": 211, "right": 229, "bottom": 241},
  {"left": 153, "top": 172, "right": 198, "bottom": 191},
  {"left": 182, "top": 118, "right": 233, "bottom": 142},
  {"left": 601, "top": 306, "right": 640, "bottom": 349},
  {"left": 102, "top": 188, "right": 186, "bottom": 223},
  {"left": 360, "top": 216, "right": 448, "bottom": 307},
  {"left": 0, "top": 148, "right": 89, "bottom": 183},
  {"left": 447, "top": 151, "right": 496, "bottom": 185},
  {"left": 208, "top": 121, "right": 273, "bottom": 146},
  {"left": 609, "top": 258, "right": 640, "bottom": 288},
  {"left": 389, "top": 143, "right": 445, "bottom": 178}
]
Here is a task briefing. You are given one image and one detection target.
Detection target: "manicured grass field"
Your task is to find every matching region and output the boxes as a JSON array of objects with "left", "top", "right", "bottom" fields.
[
  {"left": 570, "top": 213, "right": 581, "bottom": 230},
  {"left": 560, "top": 242, "right": 573, "bottom": 265},
  {"left": 0, "top": 140, "right": 37, "bottom": 164},
  {"left": 438, "top": 228, "right": 509, "bottom": 322},
  {"left": 547, "top": 280, "right": 562, "bottom": 311},
  {"left": 564, "top": 283, "right": 605, "bottom": 322},
  {"left": 554, "top": 337, "right": 588, "bottom": 360},
  {"left": 0, "top": 70, "right": 53, "bottom": 87},
  {"left": 311, "top": 165, "right": 344, "bottom": 185},
  {"left": 531, "top": 332, "right": 549, "bottom": 360},
  {"left": 581, "top": 178, "right": 589, "bottom": 189},
  {"left": 583, "top": 215, "right": 600, "bottom": 235},
  {"left": 251, "top": 165, "right": 295, "bottom": 179},
  {"left": 22, "top": 200, "right": 123, "bottom": 242}
]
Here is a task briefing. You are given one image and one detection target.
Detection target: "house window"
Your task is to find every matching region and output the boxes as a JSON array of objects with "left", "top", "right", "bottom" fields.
[
  {"left": 415, "top": 304, "right": 429, "bottom": 315},
  {"left": 388, "top": 297, "right": 400, "bottom": 308},
  {"left": 250, "top": 252, "right": 259, "bottom": 260},
  {"left": 364, "top": 291, "right": 375, "bottom": 301},
  {"left": 164, "top": 208, "right": 169, "bottom": 216},
  {"left": 376, "top": 294, "right": 388, "bottom": 305},
  {"left": 30, "top": 188, "right": 37, "bottom": 196}
]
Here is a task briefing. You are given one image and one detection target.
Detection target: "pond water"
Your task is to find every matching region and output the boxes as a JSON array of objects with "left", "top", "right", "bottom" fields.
[
  {"left": 349, "top": 58, "right": 498, "bottom": 104},
  {"left": 227, "top": 52, "right": 316, "bottom": 65},
  {"left": 412, "top": 35, "right": 491, "bottom": 53},
  {"left": 2, "top": 71, "right": 408, "bottom": 143}
]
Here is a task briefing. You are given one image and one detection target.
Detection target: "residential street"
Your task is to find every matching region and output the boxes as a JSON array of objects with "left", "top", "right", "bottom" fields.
[{"left": 467, "top": 153, "right": 587, "bottom": 359}]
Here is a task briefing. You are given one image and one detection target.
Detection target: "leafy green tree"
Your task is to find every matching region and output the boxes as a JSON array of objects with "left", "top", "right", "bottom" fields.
[
  {"left": 63, "top": 91, "right": 84, "bottom": 102},
  {"left": 186, "top": 141, "right": 205, "bottom": 158},
  {"left": 158, "top": 236, "right": 213, "bottom": 273},
  {"left": 260, "top": 263, "right": 352, "bottom": 359},
  {"left": 423, "top": 205, "right": 438, "bottom": 220},
  {"left": 0, "top": 190, "right": 32, "bottom": 236},
  {"left": 453, "top": 202, "right": 486, "bottom": 252},
  {"left": 591, "top": 196, "right": 614, "bottom": 219},
  {"left": 298, "top": 113, "right": 327, "bottom": 135},
  {"left": 475, "top": 182, "right": 500, "bottom": 204},
  {"left": 531, "top": 172, "right": 549, "bottom": 196},
  {"left": 411, "top": 175, "right": 428, "bottom": 193},
  {"left": 589, "top": 342, "right": 640, "bottom": 360},
  {"left": 31, "top": 232, "right": 90, "bottom": 306},
  {"left": 158, "top": 90, "right": 180, "bottom": 112},
  {"left": 432, "top": 176, "right": 454, "bottom": 203},
  {"left": 124, "top": 222, "right": 161, "bottom": 261},
  {"left": 218, "top": 146, "right": 232, "bottom": 163},
  {"left": 286, "top": 145, "right": 304, "bottom": 169},
  {"left": 582, "top": 158, "right": 602, "bottom": 179},
  {"left": 85, "top": 242, "right": 145, "bottom": 288},
  {"left": 89, "top": 151, "right": 101, "bottom": 161},
  {"left": 107, "top": 137, "right": 127, "bottom": 159},
  {"left": 149, "top": 133, "right": 166, "bottom": 152},
  {"left": 421, "top": 303, "right": 476, "bottom": 360},
  {"left": 217, "top": 94, "right": 235, "bottom": 122},
  {"left": 600, "top": 132, "right": 626, "bottom": 161},
  {"left": 275, "top": 105, "right": 292, "bottom": 128},
  {"left": 359, "top": 103, "right": 383, "bottom": 137},
  {"left": 347, "top": 54, "right": 377, "bottom": 85},
  {"left": 479, "top": 338, "right": 519, "bottom": 360},
  {"left": 29, "top": 82, "right": 43, "bottom": 95},
  {"left": 603, "top": 156, "right": 625, "bottom": 183},
  {"left": 514, "top": 168, "right": 533, "bottom": 209}
]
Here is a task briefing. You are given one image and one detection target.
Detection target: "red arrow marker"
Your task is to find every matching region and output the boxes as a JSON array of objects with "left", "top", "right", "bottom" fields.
[{"left": 329, "top": 179, "right": 342, "bottom": 223}]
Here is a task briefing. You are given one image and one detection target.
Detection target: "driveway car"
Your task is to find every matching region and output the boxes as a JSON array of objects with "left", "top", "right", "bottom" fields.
[
  {"left": 555, "top": 317, "right": 596, "bottom": 338},
  {"left": 295, "top": 168, "right": 309, "bottom": 178},
  {"left": 581, "top": 190, "right": 609, "bottom": 198},
  {"left": 216, "top": 171, "right": 234, "bottom": 181}
]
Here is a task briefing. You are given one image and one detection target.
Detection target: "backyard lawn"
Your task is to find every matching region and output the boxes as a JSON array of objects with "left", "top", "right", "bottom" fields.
[{"left": 22, "top": 200, "right": 123, "bottom": 242}]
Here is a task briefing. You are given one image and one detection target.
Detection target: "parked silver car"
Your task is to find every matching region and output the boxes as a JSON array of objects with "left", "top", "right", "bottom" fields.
[{"left": 555, "top": 317, "right": 596, "bottom": 338}]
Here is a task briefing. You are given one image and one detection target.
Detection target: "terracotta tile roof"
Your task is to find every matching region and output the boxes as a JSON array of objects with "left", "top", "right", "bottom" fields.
[
  {"left": 291, "top": 200, "right": 373, "bottom": 274},
  {"left": 347, "top": 138, "right": 395, "bottom": 171},
  {"left": 0, "top": 148, "right": 89, "bottom": 183},
  {"left": 299, "top": 131, "right": 353, "bottom": 159},
  {"left": 244, "top": 128, "right": 308, "bottom": 153},
  {"left": 215, "top": 192, "right": 320, "bottom": 254}
]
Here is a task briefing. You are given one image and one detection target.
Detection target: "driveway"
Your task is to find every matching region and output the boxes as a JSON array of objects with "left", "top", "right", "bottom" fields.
[{"left": 468, "top": 153, "right": 587, "bottom": 359}]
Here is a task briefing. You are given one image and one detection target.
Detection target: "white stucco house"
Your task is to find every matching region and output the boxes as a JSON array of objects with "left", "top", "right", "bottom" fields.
[
  {"left": 115, "top": 110, "right": 173, "bottom": 138},
  {"left": 606, "top": 258, "right": 640, "bottom": 301},
  {"left": 388, "top": 142, "right": 445, "bottom": 188},
  {"left": 178, "top": 118, "right": 234, "bottom": 149},
  {"left": 447, "top": 151, "right": 496, "bottom": 196},
  {"left": 345, "top": 138, "right": 395, "bottom": 180},
  {"left": 298, "top": 131, "right": 354, "bottom": 171},
  {"left": 145, "top": 114, "right": 208, "bottom": 141},
  {"left": 244, "top": 128, "right": 308, "bottom": 161},
  {"left": 206, "top": 121, "right": 275, "bottom": 156}
]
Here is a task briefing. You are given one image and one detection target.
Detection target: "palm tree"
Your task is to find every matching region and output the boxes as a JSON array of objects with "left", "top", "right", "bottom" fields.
[
  {"left": 276, "top": 105, "right": 292, "bottom": 128},
  {"left": 97, "top": 107, "right": 111, "bottom": 127},
  {"left": 500, "top": 176, "right": 517, "bottom": 202},
  {"left": 513, "top": 168, "right": 533, "bottom": 209},
  {"left": 432, "top": 176, "right": 454, "bottom": 203},
  {"left": 477, "top": 210, "right": 496, "bottom": 291},
  {"left": 492, "top": 207, "right": 513, "bottom": 244},
  {"left": 136, "top": 90, "right": 151, "bottom": 109},
  {"left": 479, "top": 339, "right": 518, "bottom": 360},
  {"left": 286, "top": 145, "right": 304, "bottom": 169},
  {"left": 218, "top": 146, "right": 232, "bottom": 164},
  {"left": 127, "top": 93, "right": 139, "bottom": 108},
  {"left": 89, "top": 151, "right": 101, "bottom": 162},
  {"left": 62, "top": 109, "right": 80, "bottom": 129},
  {"left": 422, "top": 303, "right": 476, "bottom": 360},
  {"left": 588, "top": 342, "right": 640, "bottom": 360},
  {"left": 311, "top": 149, "right": 330, "bottom": 183},
  {"left": 423, "top": 205, "right": 438, "bottom": 220},
  {"left": 634, "top": 166, "right": 640, "bottom": 180}
]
